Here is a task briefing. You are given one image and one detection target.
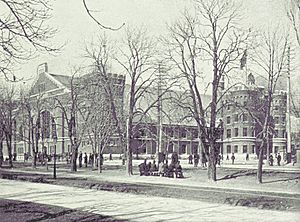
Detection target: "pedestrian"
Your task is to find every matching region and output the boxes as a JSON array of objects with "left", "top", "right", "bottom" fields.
[
  {"left": 188, "top": 154, "right": 193, "bottom": 164},
  {"left": 171, "top": 152, "right": 178, "bottom": 165},
  {"left": 84, "top": 152, "right": 88, "bottom": 167},
  {"left": 202, "top": 153, "right": 207, "bottom": 167},
  {"left": 109, "top": 153, "right": 112, "bottom": 161},
  {"left": 226, "top": 154, "right": 229, "bottom": 161},
  {"left": 277, "top": 153, "right": 281, "bottom": 166},
  {"left": 231, "top": 153, "right": 235, "bottom": 165},
  {"left": 88, "top": 153, "right": 92, "bottom": 165},
  {"left": 217, "top": 154, "right": 221, "bottom": 166},
  {"left": 79, "top": 151, "right": 83, "bottom": 168},
  {"left": 246, "top": 153, "right": 249, "bottom": 161},
  {"left": 194, "top": 153, "right": 199, "bottom": 167},
  {"left": 269, "top": 154, "right": 274, "bottom": 166},
  {"left": 13, "top": 152, "right": 17, "bottom": 161}
]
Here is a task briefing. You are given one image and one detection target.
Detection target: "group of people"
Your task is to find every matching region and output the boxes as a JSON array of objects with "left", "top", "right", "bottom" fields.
[
  {"left": 188, "top": 153, "right": 211, "bottom": 167},
  {"left": 78, "top": 152, "right": 104, "bottom": 168},
  {"left": 138, "top": 152, "right": 184, "bottom": 178},
  {"left": 268, "top": 153, "right": 282, "bottom": 166}
]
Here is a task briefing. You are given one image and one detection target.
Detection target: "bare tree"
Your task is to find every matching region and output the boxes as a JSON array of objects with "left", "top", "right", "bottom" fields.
[
  {"left": 114, "top": 28, "right": 159, "bottom": 175},
  {"left": 85, "top": 36, "right": 127, "bottom": 170},
  {"left": 81, "top": 70, "right": 115, "bottom": 173},
  {"left": 164, "top": 0, "right": 249, "bottom": 181},
  {"left": 251, "top": 29, "right": 289, "bottom": 183},
  {"left": 287, "top": 0, "right": 300, "bottom": 47},
  {"left": 82, "top": 0, "right": 125, "bottom": 31},
  {"left": 54, "top": 70, "right": 90, "bottom": 172},
  {"left": 0, "top": 0, "right": 60, "bottom": 80},
  {"left": 0, "top": 84, "right": 17, "bottom": 167}
]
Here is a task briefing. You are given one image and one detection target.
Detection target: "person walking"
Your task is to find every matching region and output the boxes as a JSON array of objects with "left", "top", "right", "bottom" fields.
[
  {"left": 231, "top": 153, "right": 235, "bottom": 165},
  {"left": 84, "top": 152, "right": 88, "bottom": 167},
  {"left": 245, "top": 153, "right": 249, "bottom": 161},
  {"left": 78, "top": 151, "right": 83, "bottom": 168},
  {"left": 277, "top": 153, "right": 282, "bottom": 166}
]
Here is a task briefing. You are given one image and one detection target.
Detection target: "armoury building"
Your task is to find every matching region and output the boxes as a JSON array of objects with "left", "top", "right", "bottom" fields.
[{"left": 6, "top": 64, "right": 298, "bottom": 162}]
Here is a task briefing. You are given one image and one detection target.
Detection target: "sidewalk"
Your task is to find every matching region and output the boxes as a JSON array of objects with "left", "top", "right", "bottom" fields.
[{"left": 1, "top": 179, "right": 299, "bottom": 222}]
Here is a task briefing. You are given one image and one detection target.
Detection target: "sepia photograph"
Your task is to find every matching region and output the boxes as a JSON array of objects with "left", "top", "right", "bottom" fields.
[{"left": 0, "top": 0, "right": 299, "bottom": 221}]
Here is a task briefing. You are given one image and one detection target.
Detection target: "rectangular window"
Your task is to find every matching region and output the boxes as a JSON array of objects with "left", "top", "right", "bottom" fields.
[
  {"left": 274, "top": 146, "right": 279, "bottom": 153},
  {"left": 168, "top": 143, "right": 173, "bottom": 153},
  {"left": 243, "top": 128, "right": 248, "bottom": 137},
  {"left": 234, "top": 128, "right": 239, "bottom": 137},
  {"left": 192, "top": 130, "right": 198, "bottom": 138},
  {"left": 274, "top": 130, "right": 278, "bottom": 138},
  {"left": 226, "top": 116, "right": 231, "bottom": 124},
  {"left": 274, "top": 116, "right": 280, "bottom": 124},
  {"left": 282, "top": 116, "right": 286, "bottom": 124},
  {"left": 227, "top": 129, "right": 231, "bottom": 138},
  {"left": 251, "top": 128, "right": 255, "bottom": 137},
  {"left": 17, "top": 147, "right": 24, "bottom": 154},
  {"left": 169, "top": 130, "right": 174, "bottom": 137},
  {"left": 282, "top": 130, "right": 286, "bottom": 138},
  {"left": 226, "top": 145, "right": 231, "bottom": 153},
  {"left": 181, "top": 145, "right": 186, "bottom": 154},
  {"left": 234, "top": 114, "right": 239, "bottom": 122},
  {"left": 234, "top": 145, "right": 238, "bottom": 153},
  {"left": 252, "top": 145, "right": 255, "bottom": 154},
  {"left": 242, "top": 113, "right": 248, "bottom": 122},
  {"left": 181, "top": 130, "right": 187, "bottom": 138},
  {"left": 243, "top": 145, "right": 248, "bottom": 153}
]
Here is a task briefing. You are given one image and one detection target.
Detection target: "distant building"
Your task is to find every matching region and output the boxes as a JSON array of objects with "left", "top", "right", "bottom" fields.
[{"left": 221, "top": 73, "right": 288, "bottom": 158}]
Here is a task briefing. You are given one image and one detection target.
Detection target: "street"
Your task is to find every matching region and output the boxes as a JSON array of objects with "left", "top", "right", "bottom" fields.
[{"left": 0, "top": 179, "right": 299, "bottom": 222}]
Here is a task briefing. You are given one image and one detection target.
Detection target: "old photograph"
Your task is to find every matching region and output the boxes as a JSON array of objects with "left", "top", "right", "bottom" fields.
[{"left": 0, "top": 0, "right": 299, "bottom": 221}]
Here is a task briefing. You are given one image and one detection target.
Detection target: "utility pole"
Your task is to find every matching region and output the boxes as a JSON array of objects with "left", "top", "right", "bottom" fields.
[
  {"left": 286, "top": 46, "right": 292, "bottom": 163},
  {"left": 157, "top": 63, "right": 163, "bottom": 169}
]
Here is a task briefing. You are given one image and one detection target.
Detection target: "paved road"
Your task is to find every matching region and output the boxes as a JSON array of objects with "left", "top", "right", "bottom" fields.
[{"left": 0, "top": 179, "right": 299, "bottom": 222}]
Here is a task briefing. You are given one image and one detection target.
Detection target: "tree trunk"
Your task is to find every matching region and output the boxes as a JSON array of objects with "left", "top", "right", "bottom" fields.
[
  {"left": 6, "top": 134, "right": 13, "bottom": 168},
  {"left": 31, "top": 127, "right": 36, "bottom": 168},
  {"left": 71, "top": 144, "right": 78, "bottom": 172},
  {"left": 207, "top": 141, "right": 217, "bottom": 181},
  {"left": 0, "top": 139, "right": 3, "bottom": 167},
  {"left": 127, "top": 139, "right": 133, "bottom": 175},
  {"left": 257, "top": 143, "right": 264, "bottom": 184},
  {"left": 266, "top": 128, "right": 270, "bottom": 166}
]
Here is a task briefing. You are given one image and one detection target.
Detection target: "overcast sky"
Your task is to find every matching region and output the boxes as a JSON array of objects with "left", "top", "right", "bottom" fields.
[{"left": 13, "top": 0, "right": 291, "bottom": 84}]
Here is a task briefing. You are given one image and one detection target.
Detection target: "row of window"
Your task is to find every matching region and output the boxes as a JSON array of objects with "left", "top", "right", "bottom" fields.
[
  {"left": 226, "top": 127, "right": 254, "bottom": 138},
  {"left": 226, "top": 145, "right": 255, "bottom": 154},
  {"left": 274, "top": 116, "right": 286, "bottom": 125},
  {"left": 226, "top": 113, "right": 248, "bottom": 124}
]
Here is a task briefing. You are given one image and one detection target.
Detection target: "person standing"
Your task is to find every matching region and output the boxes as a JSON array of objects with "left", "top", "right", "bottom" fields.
[
  {"left": 84, "top": 152, "right": 88, "bottom": 167},
  {"left": 188, "top": 154, "right": 193, "bottom": 164},
  {"left": 246, "top": 153, "right": 249, "bottom": 161},
  {"left": 231, "top": 153, "right": 235, "bottom": 165},
  {"left": 78, "top": 151, "right": 83, "bottom": 168},
  {"left": 277, "top": 153, "right": 282, "bottom": 166}
]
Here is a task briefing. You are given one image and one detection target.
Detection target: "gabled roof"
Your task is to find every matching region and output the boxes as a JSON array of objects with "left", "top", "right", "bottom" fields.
[{"left": 48, "top": 73, "right": 72, "bottom": 88}]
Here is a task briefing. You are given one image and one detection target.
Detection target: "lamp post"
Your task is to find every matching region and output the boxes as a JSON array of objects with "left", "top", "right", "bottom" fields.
[{"left": 51, "top": 117, "right": 57, "bottom": 179}]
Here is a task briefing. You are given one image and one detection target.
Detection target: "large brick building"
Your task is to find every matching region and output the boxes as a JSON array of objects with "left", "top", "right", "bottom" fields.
[
  {"left": 6, "top": 65, "right": 293, "bottom": 162},
  {"left": 222, "top": 73, "right": 288, "bottom": 159}
]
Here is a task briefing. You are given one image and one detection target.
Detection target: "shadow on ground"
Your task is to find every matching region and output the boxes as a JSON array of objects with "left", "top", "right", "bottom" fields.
[{"left": 0, "top": 199, "right": 127, "bottom": 222}]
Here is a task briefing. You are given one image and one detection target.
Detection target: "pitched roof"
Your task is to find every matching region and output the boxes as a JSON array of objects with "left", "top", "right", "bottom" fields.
[{"left": 48, "top": 73, "right": 72, "bottom": 88}]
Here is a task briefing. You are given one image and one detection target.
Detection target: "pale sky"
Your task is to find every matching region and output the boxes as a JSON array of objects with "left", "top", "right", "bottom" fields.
[{"left": 12, "top": 0, "right": 291, "bottom": 84}]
